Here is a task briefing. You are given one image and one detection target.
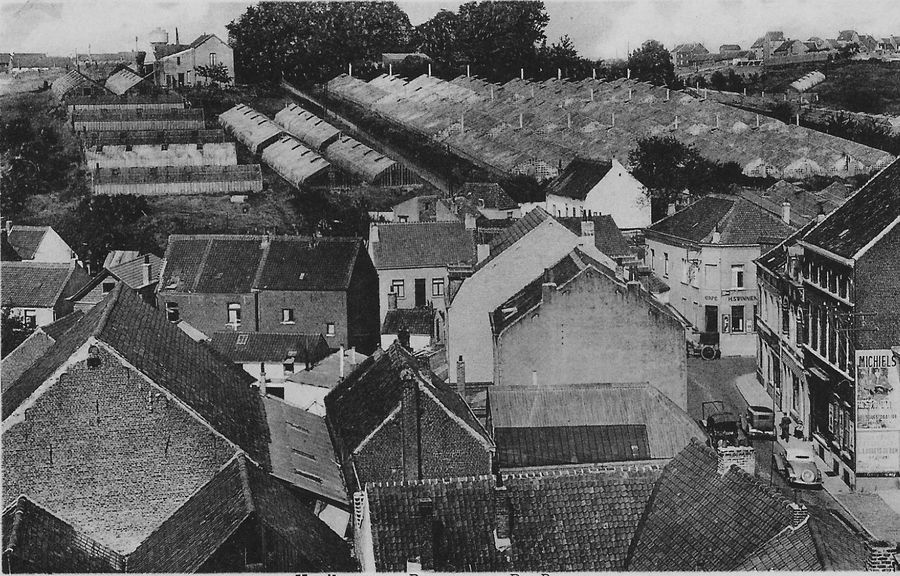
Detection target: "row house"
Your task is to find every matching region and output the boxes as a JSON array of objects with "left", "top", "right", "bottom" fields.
[{"left": 755, "top": 159, "right": 900, "bottom": 487}]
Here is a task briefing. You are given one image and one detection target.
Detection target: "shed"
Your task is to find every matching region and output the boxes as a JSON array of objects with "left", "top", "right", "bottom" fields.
[
  {"left": 84, "top": 142, "right": 237, "bottom": 170},
  {"left": 104, "top": 66, "right": 148, "bottom": 96},
  {"left": 274, "top": 104, "right": 341, "bottom": 150},
  {"left": 51, "top": 70, "right": 110, "bottom": 100},
  {"left": 67, "top": 93, "right": 185, "bottom": 113},
  {"left": 260, "top": 135, "right": 331, "bottom": 188},
  {"left": 78, "top": 129, "right": 226, "bottom": 147},
  {"left": 218, "top": 104, "right": 283, "bottom": 154}
]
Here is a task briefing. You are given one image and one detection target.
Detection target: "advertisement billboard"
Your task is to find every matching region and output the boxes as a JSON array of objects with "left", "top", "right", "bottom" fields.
[{"left": 856, "top": 350, "right": 900, "bottom": 474}]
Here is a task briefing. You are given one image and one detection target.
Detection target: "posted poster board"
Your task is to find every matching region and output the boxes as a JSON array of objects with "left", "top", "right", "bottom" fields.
[{"left": 856, "top": 350, "right": 900, "bottom": 474}]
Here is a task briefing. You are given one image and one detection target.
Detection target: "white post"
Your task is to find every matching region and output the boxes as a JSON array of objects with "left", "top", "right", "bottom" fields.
[
  {"left": 348, "top": 63, "right": 352, "bottom": 76},
  {"left": 627, "top": 68, "right": 631, "bottom": 79},
  {"left": 796, "top": 114, "right": 800, "bottom": 126},
  {"left": 674, "top": 116, "right": 678, "bottom": 130},
  {"left": 715, "top": 113, "right": 720, "bottom": 129},
  {"left": 567, "top": 112, "right": 571, "bottom": 128},
  {"left": 520, "top": 68, "right": 524, "bottom": 80},
  {"left": 428, "top": 63, "right": 432, "bottom": 77},
  {"left": 490, "top": 86, "right": 494, "bottom": 101},
  {"left": 557, "top": 68, "right": 561, "bottom": 80},
  {"left": 592, "top": 68, "right": 596, "bottom": 80},
  {"left": 590, "top": 88, "right": 594, "bottom": 101},
  {"left": 743, "top": 87, "right": 747, "bottom": 96},
  {"left": 611, "top": 112, "right": 615, "bottom": 127},
  {"left": 756, "top": 114, "right": 760, "bottom": 128},
  {"left": 762, "top": 90, "right": 765, "bottom": 98},
  {"left": 389, "top": 63, "right": 392, "bottom": 76},
  {"left": 666, "top": 88, "right": 670, "bottom": 100},
  {"left": 460, "top": 113, "right": 464, "bottom": 133},
  {"left": 466, "top": 64, "right": 470, "bottom": 78},
  {"left": 519, "top": 113, "right": 523, "bottom": 129},
  {"left": 531, "top": 86, "right": 534, "bottom": 98}
]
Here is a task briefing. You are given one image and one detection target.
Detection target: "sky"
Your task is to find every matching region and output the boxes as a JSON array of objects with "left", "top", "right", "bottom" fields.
[{"left": 2, "top": 0, "right": 899, "bottom": 59}]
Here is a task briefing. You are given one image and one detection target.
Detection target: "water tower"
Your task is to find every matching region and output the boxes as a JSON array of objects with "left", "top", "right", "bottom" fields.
[{"left": 149, "top": 27, "right": 169, "bottom": 46}]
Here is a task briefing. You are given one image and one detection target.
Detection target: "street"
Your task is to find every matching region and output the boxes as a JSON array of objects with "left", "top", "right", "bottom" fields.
[{"left": 687, "top": 357, "right": 869, "bottom": 569}]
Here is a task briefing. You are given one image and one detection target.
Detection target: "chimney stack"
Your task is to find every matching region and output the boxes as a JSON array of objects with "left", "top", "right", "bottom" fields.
[
  {"left": 348, "top": 62, "right": 352, "bottom": 76},
  {"left": 789, "top": 502, "right": 808, "bottom": 528},
  {"left": 592, "top": 68, "right": 596, "bottom": 79},
  {"left": 493, "top": 485, "right": 512, "bottom": 553},
  {"left": 557, "top": 68, "right": 561, "bottom": 80},
  {"left": 466, "top": 64, "right": 470, "bottom": 78},
  {"left": 716, "top": 445, "right": 756, "bottom": 476},
  {"left": 400, "top": 370, "right": 421, "bottom": 482},
  {"left": 531, "top": 369, "right": 538, "bottom": 386},
  {"left": 627, "top": 68, "right": 631, "bottom": 79},
  {"left": 520, "top": 68, "right": 524, "bottom": 80},
  {"left": 368, "top": 222, "right": 379, "bottom": 246},
  {"left": 712, "top": 227, "right": 722, "bottom": 244},
  {"left": 579, "top": 219, "right": 595, "bottom": 246},
  {"left": 141, "top": 254, "right": 151, "bottom": 286},
  {"left": 667, "top": 202, "right": 677, "bottom": 216},
  {"left": 388, "top": 292, "right": 398, "bottom": 311},
  {"left": 389, "top": 63, "right": 393, "bottom": 76},
  {"left": 350, "top": 346, "right": 356, "bottom": 364},
  {"left": 175, "top": 27, "right": 179, "bottom": 45},
  {"left": 865, "top": 540, "right": 899, "bottom": 572},
  {"left": 456, "top": 356, "right": 466, "bottom": 396},
  {"left": 541, "top": 271, "right": 557, "bottom": 305},
  {"left": 781, "top": 201, "right": 791, "bottom": 225}
]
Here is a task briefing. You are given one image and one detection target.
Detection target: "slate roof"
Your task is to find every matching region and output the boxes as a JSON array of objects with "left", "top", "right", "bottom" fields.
[
  {"left": 495, "top": 424, "right": 651, "bottom": 467},
  {"left": 106, "top": 252, "right": 163, "bottom": 289},
  {"left": 159, "top": 234, "right": 364, "bottom": 293},
  {"left": 648, "top": 194, "right": 795, "bottom": 245},
  {"left": 264, "top": 396, "right": 347, "bottom": 505},
  {"left": 382, "top": 307, "right": 435, "bottom": 335},
  {"left": 210, "top": 332, "right": 332, "bottom": 363},
  {"left": 488, "top": 383, "right": 706, "bottom": 466},
  {"left": 735, "top": 520, "right": 821, "bottom": 571},
  {"left": 371, "top": 222, "right": 476, "bottom": 269},
  {"left": 325, "top": 343, "right": 489, "bottom": 459},
  {"left": 557, "top": 215, "right": 633, "bottom": 258},
  {"left": 802, "top": 159, "right": 900, "bottom": 259},
  {"left": 0, "top": 261, "right": 85, "bottom": 308},
  {"left": 2, "top": 496, "right": 123, "bottom": 573},
  {"left": 6, "top": 225, "right": 48, "bottom": 260},
  {"left": 287, "top": 347, "right": 369, "bottom": 390},
  {"left": 1, "top": 312, "right": 86, "bottom": 391},
  {"left": 544, "top": 157, "right": 613, "bottom": 201},
  {"left": 478, "top": 207, "right": 553, "bottom": 268},
  {"left": 40, "top": 310, "right": 85, "bottom": 339},
  {"left": 740, "top": 180, "right": 845, "bottom": 227},
  {"left": 456, "top": 182, "right": 518, "bottom": 210},
  {"left": 627, "top": 441, "right": 802, "bottom": 570}
]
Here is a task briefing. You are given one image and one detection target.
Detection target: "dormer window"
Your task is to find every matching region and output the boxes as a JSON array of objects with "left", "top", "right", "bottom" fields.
[{"left": 227, "top": 303, "right": 241, "bottom": 327}]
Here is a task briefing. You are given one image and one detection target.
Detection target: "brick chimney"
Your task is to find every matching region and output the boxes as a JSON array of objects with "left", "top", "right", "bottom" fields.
[
  {"left": 456, "top": 356, "right": 466, "bottom": 396},
  {"left": 789, "top": 502, "right": 808, "bottom": 527},
  {"left": 141, "top": 254, "right": 152, "bottom": 286},
  {"left": 579, "top": 218, "right": 595, "bottom": 247},
  {"left": 541, "top": 269, "right": 556, "bottom": 305},
  {"left": 865, "top": 540, "right": 898, "bottom": 572},
  {"left": 493, "top": 484, "right": 512, "bottom": 553},
  {"left": 781, "top": 201, "right": 791, "bottom": 225},
  {"left": 388, "top": 292, "right": 398, "bottom": 311},
  {"left": 400, "top": 370, "right": 421, "bottom": 482},
  {"left": 716, "top": 445, "right": 756, "bottom": 476},
  {"left": 368, "top": 222, "right": 379, "bottom": 246}
]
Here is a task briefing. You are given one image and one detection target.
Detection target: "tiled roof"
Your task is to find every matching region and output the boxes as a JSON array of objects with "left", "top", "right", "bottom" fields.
[
  {"left": 488, "top": 383, "right": 705, "bottom": 464},
  {"left": 6, "top": 226, "right": 48, "bottom": 260},
  {"left": 371, "top": 222, "right": 476, "bottom": 269},
  {"left": 1, "top": 312, "right": 85, "bottom": 392},
  {"left": 736, "top": 520, "right": 821, "bottom": 571},
  {"left": 544, "top": 157, "right": 613, "bottom": 201},
  {"left": 160, "top": 234, "right": 363, "bottom": 293},
  {"left": 264, "top": 396, "right": 347, "bottom": 505},
  {"left": 802, "top": 159, "right": 900, "bottom": 259},
  {"left": 2, "top": 496, "right": 123, "bottom": 573},
  {"left": 210, "top": 332, "right": 332, "bottom": 364},
  {"left": 287, "top": 347, "right": 369, "bottom": 389},
  {"left": 557, "top": 215, "right": 633, "bottom": 258},
  {"left": 106, "top": 252, "right": 163, "bottom": 289},
  {"left": 756, "top": 220, "right": 818, "bottom": 274},
  {"left": 325, "top": 343, "right": 488, "bottom": 459},
  {"left": 478, "top": 207, "right": 553, "bottom": 268},
  {"left": 739, "top": 180, "right": 845, "bottom": 227},
  {"left": 1, "top": 231, "right": 20, "bottom": 261},
  {"left": 495, "top": 424, "right": 651, "bottom": 467},
  {"left": 0, "top": 261, "right": 85, "bottom": 308},
  {"left": 628, "top": 441, "right": 798, "bottom": 570},
  {"left": 41, "top": 310, "right": 85, "bottom": 339},
  {"left": 457, "top": 182, "right": 518, "bottom": 210},
  {"left": 381, "top": 307, "right": 435, "bottom": 335},
  {"left": 648, "top": 194, "right": 795, "bottom": 245}
]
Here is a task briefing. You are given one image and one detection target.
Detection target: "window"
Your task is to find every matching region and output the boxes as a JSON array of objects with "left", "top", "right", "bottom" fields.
[
  {"left": 753, "top": 304, "right": 758, "bottom": 331},
  {"left": 731, "top": 264, "right": 745, "bottom": 288},
  {"left": 165, "top": 302, "right": 180, "bottom": 323},
  {"left": 209, "top": 53, "right": 217, "bottom": 66},
  {"left": 102, "top": 281, "right": 116, "bottom": 294},
  {"left": 23, "top": 310, "right": 37, "bottom": 329},
  {"left": 792, "top": 375, "right": 800, "bottom": 412},
  {"left": 176, "top": 56, "right": 181, "bottom": 65},
  {"left": 650, "top": 249, "right": 655, "bottom": 269},
  {"left": 282, "top": 308, "right": 295, "bottom": 324},
  {"left": 731, "top": 305, "right": 745, "bottom": 333},
  {"left": 810, "top": 306, "right": 818, "bottom": 350},
  {"left": 397, "top": 215, "right": 409, "bottom": 223},
  {"left": 227, "top": 303, "right": 241, "bottom": 326},
  {"left": 828, "top": 271, "right": 837, "bottom": 294},
  {"left": 681, "top": 259, "right": 689, "bottom": 284},
  {"left": 781, "top": 302, "right": 791, "bottom": 334},
  {"left": 391, "top": 279, "right": 405, "bottom": 299},
  {"left": 432, "top": 278, "right": 445, "bottom": 297},
  {"left": 663, "top": 253, "right": 669, "bottom": 276},
  {"left": 283, "top": 361, "right": 295, "bottom": 374},
  {"left": 704, "top": 263, "right": 717, "bottom": 287},
  {"left": 325, "top": 322, "right": 335, "bottom": 336}
]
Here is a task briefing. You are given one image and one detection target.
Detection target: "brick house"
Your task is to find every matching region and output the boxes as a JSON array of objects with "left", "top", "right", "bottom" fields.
[
  {"left": 2, "top": 223, "right": 77, "bottom": 263},
  {"left": 69, "top": 251, "right": 162, "bottom": 313},
  {"left": 645, "top": 195, "right": 794, "bottom": 356},
  {"left": 670, "top": 42, "right": 710, "bottom": 67},
  {"left": 325, "top": 342, "right": 493, "bottom": 492},
  {"left": 1, "top": 261, "right": 91, "bottom": 328},
  {"left": 158, "top": 234, "right": 380, "bottom": 354},
  {"left": 1, "top": 286, "right": 353, "bottom": 571},
  {"left": 152, "top": 33, "right": 234, "bottom": 87},
  {"left": 351, "top": 441, "right": 826, "bottom": 571},
  {"left": 750, "top": 31, "right": 786, "bottom": 60},
  {"left": 490, "top": 248, "right": 688, "bottom": 409}
]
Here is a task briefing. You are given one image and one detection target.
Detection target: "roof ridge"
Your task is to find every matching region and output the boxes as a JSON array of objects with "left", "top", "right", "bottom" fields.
[
  {"left": 251, "top": 237, "right": 272, "bottom": 291},
  {"left": 0, "top": 260, "right": 73, "bottom": 268},
  {"left": 49, "top": 261, "right": 78, "bottom": 305},
  {"left": 90, "top": 282, "right": 123, "bottom": 340},
  {"left": 191, "top": 238, "right": 214, "bottom": 292}
]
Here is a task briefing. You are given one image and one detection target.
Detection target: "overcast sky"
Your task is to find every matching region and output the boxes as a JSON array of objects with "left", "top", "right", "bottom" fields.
[{"left": 2, "top": 0, "right": 898, "bottom": 59}]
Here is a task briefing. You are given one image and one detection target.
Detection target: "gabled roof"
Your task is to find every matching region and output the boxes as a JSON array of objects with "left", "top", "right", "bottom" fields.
[
  {"left": 6, "top": 225, "right": 48, "bottom": 260},
  {"left": 735, "top": 519, "right": 821, "bottom": 571},
  {"left": 488, "top": 383, "right": 706, "bottom": 467},
  {"left": 159, "top": 234, "right": 364, "bottom": 293},
  {"left": 557, "top": 215, "right": 633, "bottom": 258},
  {"left": 264, "top": 396, "right": 347, "bottom": 505},
  {"left": 740, "top": 180, "right": 845, "bottom": 227},
  {"left": 104, "top": 66, "right": 145, "bottom": 95},
  {"left": 106, "top": 252, "right": 163, "bottom": 289},
  {"left": 275, "top": 104, "right": 342, "bottom": 150},
  {"left": 802, "top": 158, "right": 900, "bottom": 259},
  {"left": 371, "top": 222, "right": 475, "bottom": 269},
  {"left": 50, "top": 70, "right": 109, "bottom": 98},
  {"left": 838, "top": 30, "right": 858, "bottom": 41},
  {"left": 2, "top": 285, "right": 271, "bottom": 465},
  {"left": 0, "top": 231, "right": 20, "bottom": 261},
  {"left": 325, "top": 342, "right": 489, "bottom": 456},
  {"left": 478, "top": 206, "right": 553, "bottom": 268},
  {"left": 648, "top": 194, "right": 795, "bottom": 245},
  {"left": 1, "top": 312, "right": 84, "bottom": 393},
  {"left": 456, "top": 182, "right": 518, "bottom": 210},
  {"left": 287, "top": 347, "right": 369, "bottom": 390},
  {"left": 381, "top": 307, "right": 435, "bottom": 335},
  {"left": 0, "top": 261, "right": 85, "bottom": 308},
  {"left": 544, "top": 157, "right": 613, "bottom": 201},
  {"left": 210, "top": 332, "right": 331, "bottom": 363}
]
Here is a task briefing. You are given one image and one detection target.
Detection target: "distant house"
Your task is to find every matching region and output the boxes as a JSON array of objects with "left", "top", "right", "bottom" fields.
[
  {"left": 325, "top": 343, "right": 493, "bottom": 492},
  {"left": 739, "top": 179, "right": 845, "bottom": 228},
  {"left": 152, "top": 33, "right": 234, "bottom": 87},
  {"left": 670, "top": 42, "right": 710, "bottom": 67},
  {"left": 773, "top": 39, "right": 810, "bottom": 57},
  {"left": 158, "top": 235, "right": 380, "bottom": 353},
  {"left": 541, "top": 158, "right": 650, "bottom": 230},
  {"left": 68, "top": 251, "right": 162, "bottom": 312},
  {"left": 837, "top": 29, "right": 861, "bottom": 47},
  {"left": 1, "top": 261, "right": 91, "bottom": 328},
  {"left": 455, "top": 182, "right": 521, "bottom": 220},
  {"left": 391, "top": 194, "right": 460, "bottom": 223},
  {"left": 381, "top": 52, "right": 432, "bottom": 68},
  {"left": 368, "top": 222, "right": 476, "bottom": 323},
  {"left": 750, "top": 31, "right": 786, "bottom": 60},
  {"left": 381, "top": 307, "right": 436, "bottom": 351},
  {"left": 719, "top": 44, "right": 742, "bottom": 56},
  {"left": 2, "top": 223, "right": 77, "bottom": 263}
]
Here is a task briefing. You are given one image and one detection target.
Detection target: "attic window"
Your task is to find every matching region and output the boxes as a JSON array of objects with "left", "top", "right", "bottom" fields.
[
  {"left": 295, "top": 470, "right": 323, "bottom": 484},
  {"left": 291, "top": 448, "right": 317, "bottom": 461},
  {"left": 236, "top": 334, "right": 249, "bottom": 345},
  {"left": 87, "top": 345, "right": 101, "bottom": 369},
  {"left": 287, "top": 422, "right": 310, "bottom": 434}
]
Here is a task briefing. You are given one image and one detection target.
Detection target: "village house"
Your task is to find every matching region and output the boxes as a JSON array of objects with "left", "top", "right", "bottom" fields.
[
  {"left": 455, "top": 182, "right": 521, "bottom": 220},
  {"left": 351, "top": 440, "right": 826, "bottom": 571},
  {"left": 837, "top": 30, "right": 861, "bottom": 47},
  {"left": 670, "top": 42, "right": 710, "bottom": 67},
  {"left": 68, "top": 251, "right": 162, "bottom": 312},
  {"left": 739, "top": 179, "right": 846, "bottom": 228},
  {"left": 645, "top": 194, "right": 795, "bottom": 356},
  {"left": 1, "top": 286, "right": 353, "bottom": 572},
  {"left": 381, "top": 307, "right": 437, "bottom": 351},
  {"left": 391, "top": 194, "right": 460, "bottom": 223},
  {"left": 750, "top": 31, "right": 787, "bottom": 60},
  {"left": 719, "top": 44, "right": 743, "bottom": 57},
  {"left": 2, "top": 223, "right": 77, "bottom": 263},
  {"left": 773, "top": 39, "right": 813, "bottom": 58},
  {"left": 1, "top": 311, "right": 84, "bottom": 388},
  {"left": 368, "top": 221, "right": 476, "bottom": 325},
  {"left": 150, "top": 31, "right": 234, "bottom": 87},
  {"left": 325, "top": 343, "right": 493, "bottom": 492},
  {"left": 486, "top": 383, "right": 704, "bottom": 469},
  {"left": 157, "top": 234, "right": 380, "bottom": 353},
  {"left": 490, "top": 247, "right": 688, "bottom": 409},
  {"left": 540, "top": 158, "right": 650, "bottom": 230},
  {"left": 285, "top": 346, "right": 368, "bottom": 416},
  {"left": 0, "top": 261, "right": 91, "bottom": 328}
]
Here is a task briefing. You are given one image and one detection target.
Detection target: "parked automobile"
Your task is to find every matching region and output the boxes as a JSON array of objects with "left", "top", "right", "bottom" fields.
[
  {"left": 743, "top": 405, "right": 775, "bottom": 439},
  {"left": 701, "top": 401, "right": 741, "bottom": 446},
  {"left": 776, "top": 447, "right": 824, "bottom": 488}
]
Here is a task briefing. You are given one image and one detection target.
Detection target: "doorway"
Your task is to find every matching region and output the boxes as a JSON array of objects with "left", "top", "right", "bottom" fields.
[
  {"left": 415, "top": 278, "right": 426, "bottom": 307},
  {"left": 704, "top": 305, "right": 718, "bottom": 333}
]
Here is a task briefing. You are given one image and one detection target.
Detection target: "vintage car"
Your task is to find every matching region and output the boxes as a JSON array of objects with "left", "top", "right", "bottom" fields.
[
  {"left": 776, "top": 447, "right": 824, "bottom": 488},
  {"left": 743, "top": 405, "right": 775, "bottom": 438}
]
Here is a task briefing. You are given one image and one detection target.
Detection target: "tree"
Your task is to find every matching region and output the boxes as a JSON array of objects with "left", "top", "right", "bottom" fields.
[
  {"left": 535, "top": 35, "right": 593, "bottom": 79},
  {"left": 413, "top": 9, "right": 458, "bottom": 70},
  {"left": 195, "top": 63, "right": 232, "bottom": 85},
  {"left": 627, "top": 40, "right": 676, "bottom": 86},
  {"left": 290, "top": 188, "right": 370, "bottom": 237},
  {"left": 1, "top": 309, "right": 32, "bottom": 359}
]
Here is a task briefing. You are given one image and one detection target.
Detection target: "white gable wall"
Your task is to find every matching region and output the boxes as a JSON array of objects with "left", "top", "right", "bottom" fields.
[
  {"left": 582, "top": 159, "right": 651, "bottom": 230},
  {"left": 32, "top": 228, "right": 76, "bottom": 263}
]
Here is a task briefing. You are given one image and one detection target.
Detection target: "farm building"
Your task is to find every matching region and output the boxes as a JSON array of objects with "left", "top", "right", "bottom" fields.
[
  {"left": 218, "top": 104, "right": 283, "bottom": 154},
  {"left": 91, "top": 164, "right": 262, "bottom": 196},
  {"left": 84, "top": 142, "right": 237, "bottom": 169},
  {"left": 67, "top": 92, "right": 184, "bottom": 113},
  {"left": 71, "top": 108, "right": 205, "bottom": 132},
  {"left": 51, "top": 70, "right": 110, "bottom": 100},
  {"left": 325, "top": 73, "right": 894, "bottom": 180},
  {"left": 260, "top": 135, "right": 331, "bottom": 188},
  {"left": 78, "top": 128, "right": 225, "bottom": 148},
  {"left": 275, "top": 104, "right": 341, "bottom": 150},
  {"left": 104, "top": 66, "right": 150, "bottom": 95}
]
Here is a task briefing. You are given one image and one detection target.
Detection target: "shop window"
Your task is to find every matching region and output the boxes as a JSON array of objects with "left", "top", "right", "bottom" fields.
[{"left": 731, "top": 305, "right": 745, "bottom": 333}]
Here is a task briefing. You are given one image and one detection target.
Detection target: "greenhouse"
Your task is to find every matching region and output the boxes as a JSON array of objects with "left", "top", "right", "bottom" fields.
[
  {"left": 91, "top": 165, "right": 263, "bottom": 196},
  {"left": 218, "top": 104, "right": 283, "bottom": 154},
  {"left": 274, "top": 104, "right": 341, "bottom": 150},
  {"left": 260, "top": 135, "right": 331, "bottom": 188}
]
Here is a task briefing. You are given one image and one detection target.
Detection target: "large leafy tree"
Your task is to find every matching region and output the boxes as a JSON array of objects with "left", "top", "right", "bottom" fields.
[
  {"left": 412, "top": 9, "right": 458, "bottom": 71},
  {"left": 227, "top": 2, "right": 413, "bottom": 85},
  {"left": 627, "top": 39, "right": 676, "bottom": 86}
]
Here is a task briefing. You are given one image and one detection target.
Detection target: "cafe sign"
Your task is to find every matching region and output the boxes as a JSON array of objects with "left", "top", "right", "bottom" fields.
[{"left": 856, "top": 350, "right": 900, "bottom": 473}]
